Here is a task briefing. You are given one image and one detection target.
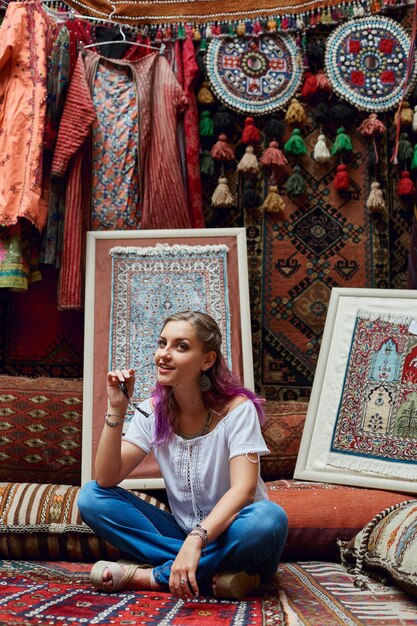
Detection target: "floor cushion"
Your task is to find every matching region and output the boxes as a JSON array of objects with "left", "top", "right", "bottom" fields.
[
  {"left": 340, "top": 498, "right": 417, "bottom": 598},
  {"left": 0, "top": 482, "right": 167, "bottom": 561},
  {"left": 267, "top": 480, "right": 415, "bottom": 561}
]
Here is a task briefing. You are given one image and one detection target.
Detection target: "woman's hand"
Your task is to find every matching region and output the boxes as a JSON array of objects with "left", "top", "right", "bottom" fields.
[
  {"left": 169, "top": 535, "right": 202, "bottom": 599},
  {"left": 106, "top": 368, "right": 135, "bottom": 415}
]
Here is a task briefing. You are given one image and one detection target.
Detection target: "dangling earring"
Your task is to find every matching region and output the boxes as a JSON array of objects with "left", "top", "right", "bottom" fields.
[{"left": 198, "top": 372, "right": 212, "bottom": 392}]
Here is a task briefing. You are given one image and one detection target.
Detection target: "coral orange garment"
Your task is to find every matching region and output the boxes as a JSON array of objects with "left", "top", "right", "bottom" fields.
[{"left": 0, "top": 2, "right": 49, "bottom": 233}]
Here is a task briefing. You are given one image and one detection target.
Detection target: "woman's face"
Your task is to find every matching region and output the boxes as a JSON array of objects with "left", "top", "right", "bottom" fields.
[{"left": 154, "top": 320, "right": 215, "bottom": 387}]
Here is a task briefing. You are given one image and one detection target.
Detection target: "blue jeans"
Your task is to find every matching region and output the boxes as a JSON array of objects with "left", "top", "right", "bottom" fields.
[{"left": 78, "top": 481, "right": 288, "bottom": 593}]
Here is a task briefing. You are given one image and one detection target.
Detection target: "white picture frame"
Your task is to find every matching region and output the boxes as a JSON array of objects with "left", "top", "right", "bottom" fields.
[
  {"left": 82, "top": 228, "right": 253, "bottom": 489},
  {"left": 294, "top": 287, "right": 417, "bottom": 494}
]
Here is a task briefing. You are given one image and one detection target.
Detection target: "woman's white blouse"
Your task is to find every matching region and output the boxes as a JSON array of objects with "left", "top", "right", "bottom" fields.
[{"left": 123, "top": 399, "right": 270, "bottom": 533}]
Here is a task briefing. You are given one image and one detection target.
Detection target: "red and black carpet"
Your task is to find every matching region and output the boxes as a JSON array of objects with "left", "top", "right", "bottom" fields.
[{"left": 1, "top": 560, "right": 417, "bottom": 625}]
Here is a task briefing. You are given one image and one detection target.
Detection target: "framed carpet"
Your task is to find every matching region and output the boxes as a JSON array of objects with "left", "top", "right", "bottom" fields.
[
  {"left": 295, "top": 287, "right": 417, "bottom": 493},
  {"left": 82, "top": 228, "right": 253, "bottom": 489}
]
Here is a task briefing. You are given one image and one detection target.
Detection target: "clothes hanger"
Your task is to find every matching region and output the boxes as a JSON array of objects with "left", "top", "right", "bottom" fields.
[{"left": 62, "top": 1, "right": 166, "bottom": 55}]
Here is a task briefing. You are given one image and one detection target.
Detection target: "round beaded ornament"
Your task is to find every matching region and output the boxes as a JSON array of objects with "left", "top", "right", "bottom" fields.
[
  {"left": 205, "top": 34, "right": 303, "bottom": 115},
  {"left": 325, "top": 15, "right": 417, "bottom": 112}
]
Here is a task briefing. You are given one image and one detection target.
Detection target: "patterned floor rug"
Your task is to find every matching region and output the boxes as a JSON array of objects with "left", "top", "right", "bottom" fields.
[
  {"left": 0, "top": 560, "right": 283, "bottom": 626},
  {"left": 1, "top": 560, "right": 417, "bottom": 625}
]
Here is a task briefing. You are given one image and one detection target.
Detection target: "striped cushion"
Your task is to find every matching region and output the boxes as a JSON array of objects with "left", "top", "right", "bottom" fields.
[{"left": 0, "top": 482, "right": 167, "bottom": 561}]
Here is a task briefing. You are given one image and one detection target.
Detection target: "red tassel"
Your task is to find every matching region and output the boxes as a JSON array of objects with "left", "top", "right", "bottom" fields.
[
  {"left": 210, "top": 133, "right": 235, "bottom": 161},
  {"left": 315, "top": 70, "right": 332, "bottom": 96},
  {"left": 300, "top": 71, "right": 318, "bottom": 99},
  {"left": 333, "top": 164, "right": 350, "bottom": 191},
  {"left": 397, "top": 170, "right": 416, "bottom": 198},
  {"left": 260, "top": 140, "right": 288, "bottom": 169},
  {"left": 241, "top": 117, "right": 260, "bottom": 145}
]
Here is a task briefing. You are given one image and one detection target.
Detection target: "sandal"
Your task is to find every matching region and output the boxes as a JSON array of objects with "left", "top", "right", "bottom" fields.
[
  {"left": 213, "top": 571, "right": 261, "bottom": 600},
  {"left": 90, "top": 559, "right": 152, "bottom": 593}
]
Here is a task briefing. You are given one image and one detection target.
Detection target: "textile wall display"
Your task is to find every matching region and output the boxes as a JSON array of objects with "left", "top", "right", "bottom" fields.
[
  {"left": 295, "top": 288, "right": 417, "bottom": 493},
  {"left": 204, "top": 111, "right": 391, "bottom": 400}
]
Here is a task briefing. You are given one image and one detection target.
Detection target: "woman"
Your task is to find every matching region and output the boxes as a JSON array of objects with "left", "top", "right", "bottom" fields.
[{"left": 78, "top": 310, "right": 288, "bottom": 600}]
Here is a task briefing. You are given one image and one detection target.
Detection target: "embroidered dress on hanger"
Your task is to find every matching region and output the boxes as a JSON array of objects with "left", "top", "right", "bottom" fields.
[
  {"left": 91, "top": 63, "right": 140, "bottom": 229},
  {"left": 52, "top": 50, "right": 190, "bottom": 309}
]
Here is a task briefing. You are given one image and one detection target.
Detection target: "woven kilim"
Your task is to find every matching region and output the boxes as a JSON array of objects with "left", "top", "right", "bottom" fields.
[
  {"left": 0, "top": 560, "right": 284, "bottom": 626},
  {"left": 329, "top": 313, "right": 417, "bottom": 479},
  {"left": 276, "top": 561, "right": 417, "bottom": 624}
]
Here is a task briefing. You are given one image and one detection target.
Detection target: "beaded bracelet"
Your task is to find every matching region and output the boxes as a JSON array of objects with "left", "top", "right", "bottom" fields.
[
  {"left": 104, "top": 413, "right": 124, "bottom": 427},
  {"left": 188, "top": 524, "right": 208, "bottom": 555}
]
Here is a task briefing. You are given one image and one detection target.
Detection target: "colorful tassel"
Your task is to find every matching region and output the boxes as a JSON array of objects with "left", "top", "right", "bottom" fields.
[
  {"left": 260, "top": 140, "right": 288, "bottom": 172},
  {"left": 242, "top": 180, "right": 262, "bottom": 208},
  {"left": 412, "top": 144, "right": 417, "bottom": 170},
  {"left": 333, "top": 164, "right": 350, "bottom": 192},
  {"left": 357, "top": 113, "right": 386, "bottom": 137},
  {"left": 314, "top": 102, "right": 330, "bottom": 127},
  {"left": 331, "top": 127, "right": 353, "bottom": 155},
  {"left": 300, "top": 71, "right": 318, "bottom": 99},
  {"left": 284, "top": 128, "right": 307, "bottom": 155},
  {"left": 397, "top": 133, "right": 414, "bottom": 167},
  {"left": 397, "top": 170, "right": 415, "bottom": 198},
  {"left": 394, "top": 101, "right": 413, "bottom": 127},
  {"left": 413, "top": 105, "right": 417, "bottom": 133},
  {"left": 285, "top": 98, "right": 306, "bottom": 125},
  {"left": 261, "top": 185, "right": 285, "bottom": 213},
  {"left": 313, "top": 133, "right": 331, "bottom": 163},
  {"left": 331, "top": 102, "right": 354, "bottom": 126},
  {"left": 315, "top": 70, "right": 332, "bottom": 96},
  {"left": 197, "top": 81, "right": 215, "bottom": 105},
  {"left": 199, "top": 110, "right": 214, "bottom": 137},
  {"left": 241, "top": 116, "right": 260, "bottom": 145},
  {"left": 213, "top": 106, "right": 235, "bottom": 135},
  {"left": 264, "top": 117, "right": 285, "bottom": 144},
  {"left": 237, "top": 146, "right": 260, "bottom": 175},
  {"left": 210, "top": 133, "right": 235, "bottom": 161},
  {"left": 200, "top": 150, "right": 215, "bottom": 176},
  {"left": 366, "top": 181, "right": 386, "bottom": 214},
  {"left": 286, "top": 165, "right": 307, "bottom": 199},
  {"left": 367, "top": 149, "right": 378, "bottom": 172},
  {"left": 211, "top": 176, "right": 234, "bottom": 207}
]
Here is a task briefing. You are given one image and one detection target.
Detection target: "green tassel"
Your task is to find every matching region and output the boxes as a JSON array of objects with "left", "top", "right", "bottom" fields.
[
  {"left": 200, "top": 150, "right": 215, "bottom": 176},
  {"left": 199, "top": 38, "right": 208, "bottom": 52},
  {"left": 398, "top": 133, "right": 414, "bottom": 167},
  {"left": 286, "top": 165, "right": 307, "bottom": 199},
  {"left": 331, "top": 127, "right": 353, "bottom": 155},
  {"left": 411, "top": 144, "right": 417, "bottom": 170},
  {"left": 199, "top": 111, "right": 214, "bottom": 137},
  {"left": 284, "top": 128, "right": 307, "bottom": 155}
]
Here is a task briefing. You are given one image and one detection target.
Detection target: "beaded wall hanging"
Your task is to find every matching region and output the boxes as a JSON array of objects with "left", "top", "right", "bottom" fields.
[
  {"left": 205, "top": 33, "right": 303, "bottom": 115},
  {"left": 325, "top": 15, "right": 417, "bottom": 112}
]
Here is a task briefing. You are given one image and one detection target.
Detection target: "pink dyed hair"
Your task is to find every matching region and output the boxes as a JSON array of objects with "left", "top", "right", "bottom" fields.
[{"left": 151, "top": 310, "right": 265, "bottom": 445}]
